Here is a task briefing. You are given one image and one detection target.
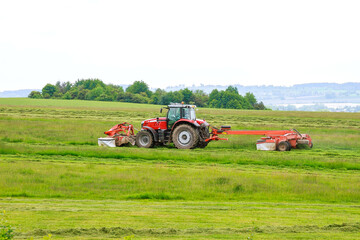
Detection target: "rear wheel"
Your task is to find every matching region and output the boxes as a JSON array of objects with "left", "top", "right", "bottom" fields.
[
  {"left": 173, "top": 125, "right": 199, "bottom": 149},
  {"left": 277, "top": 141, "right": 290, "bottom": 151},
  {"left": 135, "top": 130, "right": 154, "bottom": 148}
]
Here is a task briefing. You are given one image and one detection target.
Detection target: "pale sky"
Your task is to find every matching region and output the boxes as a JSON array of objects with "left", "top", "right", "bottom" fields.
[{"left": 0, "top": 0, "right": 359, "bottom": 91}]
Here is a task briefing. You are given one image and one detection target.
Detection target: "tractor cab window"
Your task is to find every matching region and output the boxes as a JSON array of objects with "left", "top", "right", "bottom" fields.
[
  {"left": 167, "top": 107, "right": 181, "bottom": 128},
  {"left": 182, "top": 108, "right": 196, "bottom": 121}
]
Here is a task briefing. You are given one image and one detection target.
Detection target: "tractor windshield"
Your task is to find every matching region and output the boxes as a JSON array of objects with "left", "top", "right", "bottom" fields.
[
  {"left": 167, "top": 107, "right": 196, "bottom": 129},
  {"left": 182, "top": 108, "right": 196, "bottom": 120},
  {"left": 167, "top": 107, "right": 181, "bottom": 128}
]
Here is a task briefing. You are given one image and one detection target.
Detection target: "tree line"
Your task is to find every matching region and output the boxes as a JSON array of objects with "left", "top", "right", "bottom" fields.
[{"left": 28, "top": 79, "right": 266, "bottom": 110}]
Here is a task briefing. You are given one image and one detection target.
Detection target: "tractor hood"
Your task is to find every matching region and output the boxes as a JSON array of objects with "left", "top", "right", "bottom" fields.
[
  {"left": 141, "top": 117, "right": 167, "bottom": 126},
  {"left": 141, "top": 117, "right": 209, "bottom": 128}
]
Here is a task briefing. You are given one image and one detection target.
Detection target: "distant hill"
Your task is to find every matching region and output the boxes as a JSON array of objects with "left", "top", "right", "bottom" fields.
[
  {"left": 165, "top": 82, "right": 360, "bottom": 105},
  {"left": 0, "top": 89, "right": 40, "bottom": 98},
  {"left": 3, "top": 83, "right": 358, "bottom": 101}
]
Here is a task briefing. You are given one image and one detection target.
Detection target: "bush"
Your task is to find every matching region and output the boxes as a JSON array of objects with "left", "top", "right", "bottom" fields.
[
  {"left": 28, "top": 91, "right": 42, "bottom": 99},
  {"left": 62, "top": 92, "right": 72, "bottom": 100},
  {"left": 0, "top": 211, "right": 14, "bottom": 240}
]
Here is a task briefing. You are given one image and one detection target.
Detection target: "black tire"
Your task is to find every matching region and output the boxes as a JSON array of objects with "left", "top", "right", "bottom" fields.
[
  {"left": 172, "top": 124, "right": 199, "bottom": 149},
  {"left": 277, "top": 141, "right": 290, "bottom": 151},
  {"left": 135, "top": 130, "right": 154, "bottom": 148},
  {"left": 199, "top": 124, "right": 210, "bottom": 140},
  {"left": 198, "top": 141, "right": 208, "bottom": 148}
]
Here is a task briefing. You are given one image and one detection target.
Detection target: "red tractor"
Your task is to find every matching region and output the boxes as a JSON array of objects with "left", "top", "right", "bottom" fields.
[
  {"left": 136, "top": 103, "right": 210, "bottom": 149},
  {"left": 99, "top": 103, "right": 313, "bottom": 151}
]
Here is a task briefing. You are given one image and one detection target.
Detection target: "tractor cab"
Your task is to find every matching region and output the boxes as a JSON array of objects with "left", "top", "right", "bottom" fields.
[{"left": 164, "top": 104, "right": 197, "bottom": 129}]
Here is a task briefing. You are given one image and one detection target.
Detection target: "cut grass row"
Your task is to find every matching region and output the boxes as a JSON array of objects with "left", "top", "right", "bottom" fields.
[
  {"left": 1, "top": 154, "right": 360, "bottom": 202},
  {"left": 1, "top": 198, "right": 360, "bottom": 239},
  {"left": 1, "top": 141, "right": 360, "bottom": 171}
]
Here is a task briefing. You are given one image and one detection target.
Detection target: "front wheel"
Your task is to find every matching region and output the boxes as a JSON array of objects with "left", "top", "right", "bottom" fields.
[
  {"left": 172, "top": 125, "right": 199, "bottom": 149},
  {"left": 135, "top": 130, "right": 154, "bottom": 148},
  {"left": 277, "top": 141, "right": 290, "bottom": 151}
]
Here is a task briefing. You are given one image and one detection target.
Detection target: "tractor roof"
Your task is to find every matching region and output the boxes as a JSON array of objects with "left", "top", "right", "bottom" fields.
[{"left": 168, "top": 103, "right": 196, "bottom": 108}]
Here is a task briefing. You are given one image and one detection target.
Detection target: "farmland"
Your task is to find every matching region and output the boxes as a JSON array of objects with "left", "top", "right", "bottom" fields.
[{"left": 0, "top": 98, "right": 360, "bottom": 239}]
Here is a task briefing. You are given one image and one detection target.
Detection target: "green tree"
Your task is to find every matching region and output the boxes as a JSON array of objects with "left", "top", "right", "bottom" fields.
[
  {"left": 180, "top": 88, "right": 194, "bottom": 103},
  {"left": 62, "top": 92, "right": 72, "bottom": 99},
  {"left": 172, "top": 91, "right": 184, "bottom": 103},
  {"left": 209, "top": 89, "right": 219, "bottom": 104},
  {"left": 67, "top": 87, "right": 80, "bottom": 99},
  {"left": 193, "top": 90, "right": 208, "bottom": 107},
  {"left": 131, "top": 93, "right": 149, "bottom": 103},
  {"left": 225, "top": 86, "right": 238, "bottom": 94},
  {"left": 239, "top": 96, "right": 247, "bottom": 109},
  {"left": 28, "top": 91, "right": 42, "bottom": 99},
  {"left": 42, "top": 84, "right": 56, "bottom": 98},
  {"left": 85, "top": 87, "right": 104, "bottom": 100},
  {"left": 55, "top": 81, "right": 72, "bottom": 94},
  {"left": 123, "top": 92, "right": 134, "bottom": 102},
  {"left": 160, "top": 92, "right": 174, "bottom": 105},
  {"left": 226, "top": 99, "right": 241, "bottom": 109},
  {"left": 77, "top": 89, "right": 89, "bottom": 100},
  {"left": 216, "top": 91, "right": 224, "bottom": 108},
  {"left": 254, "top": 101, "right": 266, "bottom": 110},
  {"left": 126, "top": 81, "right": 151, "bottom": 97},
  {"left": 151, "top": 88, "right": 166, "bottom": 104},
  {"left": 116, "top": 92, "right": 126, "bottom": 102},
  {"left": 245, "top": 92, "right": 257, "bottom": 107},
  {"left": 104, "top": 85, "right": 123, "bottom": 101},
  {"left": 209, "top": 99, "right": 219, "bottom": 108},
  {"left": 35, "top": 79, "right": 266, "bottom": 110},
  {"left": 98, "top": 93, "right": 114, "bottom": 101},
  {"left": 221, "top": 91, "right": 238, "bottom": 108},
  {"left": 75, "top": 79, "right": 106, "bottom": 90},
  {"left": 52, "top": 91, "right": 63, "bottom": 98}
]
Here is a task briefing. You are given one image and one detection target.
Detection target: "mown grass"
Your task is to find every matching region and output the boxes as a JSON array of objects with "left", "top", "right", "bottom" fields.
[
  {"left": 1, "top": 154, "right": 359, "bottom": 202},
  {"left": 1, "top": 141, "right": 359, "bottom": 171},
  {"left": 1, "top": 198, "right": 360, "bottom": 239},
  {"left": 0, "top": 98, "right": 359, "bottom": 239}
]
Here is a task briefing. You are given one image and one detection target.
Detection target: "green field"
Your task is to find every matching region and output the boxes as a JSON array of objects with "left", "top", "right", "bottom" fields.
[{"left": 0, "top": 98, "right": 359, "bottom": 239}]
